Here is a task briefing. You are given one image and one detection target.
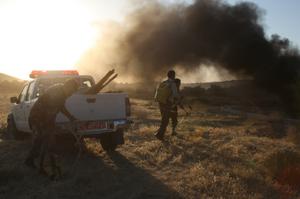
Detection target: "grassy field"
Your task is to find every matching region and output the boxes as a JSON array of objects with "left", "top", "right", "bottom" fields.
[{"left": 0, "top": 92, "right": 300, "bottom": 198}]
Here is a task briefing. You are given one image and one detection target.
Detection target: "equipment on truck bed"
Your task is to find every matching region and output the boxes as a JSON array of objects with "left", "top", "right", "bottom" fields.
[{"left": 85, "top": 69, "right": 118, "bottom": 94}]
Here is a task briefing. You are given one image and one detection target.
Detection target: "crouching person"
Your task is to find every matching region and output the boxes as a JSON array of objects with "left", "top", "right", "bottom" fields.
[
  {"left": 25, "top": 78, "right": 79, "bottom": 177},
  {"left": 154, "top": 70, "right": 179, "bottom": 140}
]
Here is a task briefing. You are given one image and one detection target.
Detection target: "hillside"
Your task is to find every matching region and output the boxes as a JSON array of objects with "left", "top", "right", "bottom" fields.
[
  {"left": 0, "top": 73, "right": 20, "bottom": 82},
  {"left": 0, "top": 73, "right": 24, "bottom": 94}
]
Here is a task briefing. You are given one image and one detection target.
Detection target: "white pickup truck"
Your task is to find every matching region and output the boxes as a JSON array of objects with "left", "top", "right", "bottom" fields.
[{"left": 7, "top": 70, "right": 131, "bottom": 151}]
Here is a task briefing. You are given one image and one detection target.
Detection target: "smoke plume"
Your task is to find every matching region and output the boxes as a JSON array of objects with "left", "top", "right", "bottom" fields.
[{"left": 78, "top": 0, "right": 300, "bottom": 115}]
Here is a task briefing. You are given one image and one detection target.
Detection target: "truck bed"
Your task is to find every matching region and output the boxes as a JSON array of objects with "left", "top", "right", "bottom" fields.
[
  {"left": 55, "top": 93, "right": 129, "bottom": 136},
  {"left": 56, "top": 93, "right": 128, "bottom": 122}
]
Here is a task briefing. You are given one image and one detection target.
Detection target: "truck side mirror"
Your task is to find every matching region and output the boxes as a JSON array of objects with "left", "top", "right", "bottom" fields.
[{"left": 10, "top": 96, "right": 18, "bottom": 104}]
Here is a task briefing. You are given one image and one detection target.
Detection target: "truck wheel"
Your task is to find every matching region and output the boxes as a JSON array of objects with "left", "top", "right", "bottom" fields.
[
  {"left": 100, "top": 133, "right": 117, "bottom": 152},
  {"left": 7, "top": 115, "right": 23, "bottom": 140}
]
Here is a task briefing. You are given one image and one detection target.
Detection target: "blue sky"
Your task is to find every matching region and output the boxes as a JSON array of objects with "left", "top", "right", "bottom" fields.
[{"left": 227, "top": 0, "right": 300, "bottom": 47}]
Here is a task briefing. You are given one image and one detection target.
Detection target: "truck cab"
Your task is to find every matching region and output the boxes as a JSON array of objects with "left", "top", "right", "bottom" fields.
[{"left": 7, "top": 70, "right": 131, "bottom": 151}]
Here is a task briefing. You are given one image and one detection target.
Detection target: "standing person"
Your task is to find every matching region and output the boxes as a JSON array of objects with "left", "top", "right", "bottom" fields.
[
  {"left": 154, "top": 70, "right": 179, "bottom": 140},
  {"left": 25, "top": 78, "right": 79, "bottom": 169},
  {"left": 170, "top": 78, "right": 183, "bottom": 136}
]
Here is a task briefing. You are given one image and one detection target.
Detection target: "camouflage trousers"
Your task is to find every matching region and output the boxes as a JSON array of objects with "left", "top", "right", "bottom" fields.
[
  {"left": 156, "top": 103, "right": 178, "bottom": 138},
  {"left": 27, "top": 120, "right": 56, "bottom": 160}
]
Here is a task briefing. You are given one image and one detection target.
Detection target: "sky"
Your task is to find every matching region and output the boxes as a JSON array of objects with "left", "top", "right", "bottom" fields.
[
  {"left": 228, "top": 0, "right": 300, "bottom": 47},
  {"left": 0, "top": 0, "right": 299, "bottom": 80}
]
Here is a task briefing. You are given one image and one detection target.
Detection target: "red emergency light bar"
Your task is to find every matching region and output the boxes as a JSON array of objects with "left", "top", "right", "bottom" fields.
[{"left": 29, "top": 70, "right": 79, "bottom": 78}]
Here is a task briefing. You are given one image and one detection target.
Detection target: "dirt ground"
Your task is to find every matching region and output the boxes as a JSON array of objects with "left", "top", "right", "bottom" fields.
[{"left": 0, "top": 95, "right": 300, "bottom": 199}]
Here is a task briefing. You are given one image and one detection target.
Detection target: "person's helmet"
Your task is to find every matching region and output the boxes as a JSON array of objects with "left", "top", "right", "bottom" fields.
[{"left": 167, "top": 70, "right": 176, "bottom": 79}]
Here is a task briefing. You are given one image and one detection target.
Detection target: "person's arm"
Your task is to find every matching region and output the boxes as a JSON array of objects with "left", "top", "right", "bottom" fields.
[
  {"left": 61, "top": 105, "right": 76, "bottom": 121},
  {"left": 173, "top": 94, "right": 184, "bottom": 109}
]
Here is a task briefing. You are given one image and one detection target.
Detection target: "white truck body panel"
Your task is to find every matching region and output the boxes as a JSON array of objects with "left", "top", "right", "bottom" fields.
[
  {"left": 56, "top": 93, "right": 128, "bottom": 122},
  {"left": 13, "top": 103, "right": 27, "bottom": 130}
]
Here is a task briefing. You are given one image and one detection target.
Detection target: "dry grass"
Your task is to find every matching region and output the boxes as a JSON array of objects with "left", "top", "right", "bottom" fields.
[
  {"left": 286, "top": 124, "right": 300, "bottom": 145},
  {"left": 0, "top": 94, "right": 12, "bottom": 139},
  {"left": 0, "top": 96, "right": 300, "bottom": 198}
]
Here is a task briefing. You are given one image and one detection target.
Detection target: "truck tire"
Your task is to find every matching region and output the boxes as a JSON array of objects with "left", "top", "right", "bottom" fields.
[
  {"left": 7, "top": 115, "right": 23, "bottom": 140},
  {"left": 100, "top": 133, "right": 117, "bottom": 152}
]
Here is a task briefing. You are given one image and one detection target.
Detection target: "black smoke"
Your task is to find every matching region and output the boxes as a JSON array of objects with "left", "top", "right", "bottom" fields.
[{"left": 78, "top": 0, "right": 300, "bottom": 116}]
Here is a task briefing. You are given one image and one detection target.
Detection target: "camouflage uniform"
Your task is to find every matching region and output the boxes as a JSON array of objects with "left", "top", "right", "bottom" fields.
[
  {"left": 27, "top": 84, "right": 70, "bottom": 161},
  {"left": 170, "top": 94, "right": 185, "bottom": 134},
  {"left": 170, "top": 105, "right": 178, "bottom": 132},
  {"left": 156, "top": 79, "right": 179, "bottom": 140}
]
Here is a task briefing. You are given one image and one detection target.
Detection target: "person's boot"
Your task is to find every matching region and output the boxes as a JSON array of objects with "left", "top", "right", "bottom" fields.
[
  {"left": 155, "top": 131, "right": 164, "bottom": 141},
  {"left": 24, "top": 157, "right": 36, "bottom": 169}
]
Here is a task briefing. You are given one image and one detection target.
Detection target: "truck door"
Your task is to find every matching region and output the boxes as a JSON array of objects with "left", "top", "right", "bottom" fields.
[
  {"left": 13, "top": 84, "right": 29, "bottom": 131},
  {"left": 23, "top": 81, "right": 37, "bottom": 132}
]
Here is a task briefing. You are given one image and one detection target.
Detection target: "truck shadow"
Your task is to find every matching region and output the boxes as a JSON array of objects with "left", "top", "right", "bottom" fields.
[
  {"left": 0, "top": 136, "right": 180, "bottom": 199},
  {"left": 106, "top": 151, "right": 181, "bottom": 198},
  {"left": 59, "top": 148, "right": 181, "bottom": 199}
]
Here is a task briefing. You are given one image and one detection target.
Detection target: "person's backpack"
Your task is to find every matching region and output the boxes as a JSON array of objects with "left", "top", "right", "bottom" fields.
[{"left": 155, "top": 81, "right": 172, "bottom": 104}]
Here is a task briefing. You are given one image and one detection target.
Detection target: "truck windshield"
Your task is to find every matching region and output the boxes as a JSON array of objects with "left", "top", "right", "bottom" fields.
[{"left": 36, "top": 77, "right": 93, "bottom": 97}]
